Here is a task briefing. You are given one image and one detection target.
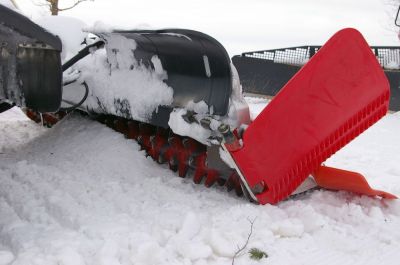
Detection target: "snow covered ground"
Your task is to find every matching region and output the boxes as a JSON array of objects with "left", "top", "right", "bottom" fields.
[{"left": 0, "top": 101, "right": 399, "bottom": 265}]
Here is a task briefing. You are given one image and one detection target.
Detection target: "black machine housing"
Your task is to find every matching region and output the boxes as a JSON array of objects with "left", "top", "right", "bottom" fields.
[{"left": 0, "top": 4, "right": 62, "bottom": 113}]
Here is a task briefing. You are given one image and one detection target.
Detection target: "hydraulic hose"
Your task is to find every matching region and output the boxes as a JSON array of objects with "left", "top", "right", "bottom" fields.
[{"left": 59, "top": 82, "right": 89, "bottom": 112}]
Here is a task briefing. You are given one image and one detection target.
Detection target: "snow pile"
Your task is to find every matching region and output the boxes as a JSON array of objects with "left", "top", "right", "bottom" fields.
[
  {"left": 0, "top": 107, "right": 45, "bottom": 153},
  {"left": 0, "top": 104, "right": 399, "bottom": 264}
]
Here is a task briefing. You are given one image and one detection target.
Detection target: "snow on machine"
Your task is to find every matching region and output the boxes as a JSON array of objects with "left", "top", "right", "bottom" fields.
[{"left": 0, "top": 4, "right": 397, "bottom": 204}]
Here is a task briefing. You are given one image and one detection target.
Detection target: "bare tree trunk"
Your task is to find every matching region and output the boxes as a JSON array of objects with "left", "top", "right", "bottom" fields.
[{"left": 50, "top": 0, "right": 59, "bottom": 15}]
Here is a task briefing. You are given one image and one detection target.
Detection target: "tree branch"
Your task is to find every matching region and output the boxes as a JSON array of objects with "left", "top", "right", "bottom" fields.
[
  {"left": 232, "top": 217, "right": 256, "bottom": 265},
  {"left": 57, "top": 0, "right": 91, "bottom": 11}
]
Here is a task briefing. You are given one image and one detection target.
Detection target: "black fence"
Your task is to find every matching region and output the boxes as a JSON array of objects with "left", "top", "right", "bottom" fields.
[
  {"left": 233, "top": 46, "right": 400, "bottom": 111},
  {"left": 240, "top": 46, "right": 320, "bottom": 66},
  {"left": 240, "top": 46, "right": 400, "bottom": 69}
]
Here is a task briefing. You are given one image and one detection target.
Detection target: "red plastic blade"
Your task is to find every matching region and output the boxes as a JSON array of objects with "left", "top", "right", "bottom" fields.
[
  {"left": 228, "top": 28, "right": 390, "bottom": 205},
  {"left": 313, "top": 166, "right": 397, "bottom": 199}
]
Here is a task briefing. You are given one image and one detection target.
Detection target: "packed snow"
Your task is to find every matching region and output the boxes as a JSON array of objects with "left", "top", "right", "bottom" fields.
[{"left": 0, "top": 99, "right": 400, "bottom": 265}]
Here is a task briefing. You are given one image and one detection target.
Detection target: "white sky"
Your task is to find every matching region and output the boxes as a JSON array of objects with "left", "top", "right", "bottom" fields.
[{"left": 13, "top": 0, "right": 400, "bottom": 56}]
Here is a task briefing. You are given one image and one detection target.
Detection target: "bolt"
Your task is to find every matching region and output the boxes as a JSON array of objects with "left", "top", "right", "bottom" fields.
[
  {"left": 251, "top": 181, "right": 266, "bottom": 194},
  {"left": 218, "top": 124, "right": 230, "bottom": 135}
]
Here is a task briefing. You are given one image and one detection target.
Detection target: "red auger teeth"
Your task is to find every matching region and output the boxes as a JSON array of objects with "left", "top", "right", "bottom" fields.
[
  {"left": 192, "top": 154, "right": 207, "bottom": 184},
  {"left": 178, "top": 159, "right": 189, "bottom": 177},
  {"left": 225, "top": 173, "right": 243, "bottom": 197},
  {"left": 149, "top": 130, "right": 169, "bottom": 161},
  {"left": 168, "top": 156, "right": 178, "bottom": 172},
  {"left": 25, "top": 109, "right": 42, "bottom": 123},
  {"left": 169, "top": 160, "right": 178, "bottom": 172},
  {"left": 204, "top": 170, "right": 219, "bottom": 187},
  {"left": 127, "top": 121, "right": 139, "bottom": 139},
  {"left": 193, "top": 172, "right": 205, "bottom": 184}
]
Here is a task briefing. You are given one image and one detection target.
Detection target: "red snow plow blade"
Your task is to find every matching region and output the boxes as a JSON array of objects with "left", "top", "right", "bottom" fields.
[{"left": 228, "top": 28, "right": 391, "bottom": 204}]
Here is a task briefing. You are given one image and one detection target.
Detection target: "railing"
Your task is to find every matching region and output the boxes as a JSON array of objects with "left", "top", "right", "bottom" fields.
[{"left": 242, "top": 46, "right": 400, "bottom": 70}]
